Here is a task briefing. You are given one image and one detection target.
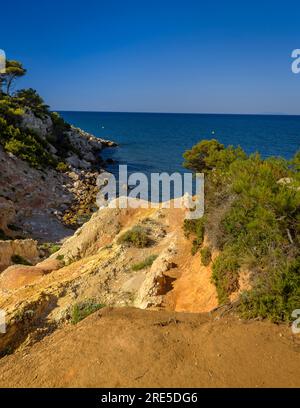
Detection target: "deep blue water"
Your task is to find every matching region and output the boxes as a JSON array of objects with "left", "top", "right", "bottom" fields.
[{"left": 59, "top": 111, "right": 300, "bottom": 177}]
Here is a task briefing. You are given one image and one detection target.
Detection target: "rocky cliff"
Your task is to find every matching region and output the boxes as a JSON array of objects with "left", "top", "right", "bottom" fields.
[
  {"left": 0, "top": 200, "right": 218, "bottom": 357},
  {"left": 0, "top": 109, "right": 117, "bottom": 242}
]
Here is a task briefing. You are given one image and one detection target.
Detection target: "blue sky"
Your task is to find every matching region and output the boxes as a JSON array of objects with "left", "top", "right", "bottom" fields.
[{"left": 1, "top": 0, "right": 300, "bottom": 114}]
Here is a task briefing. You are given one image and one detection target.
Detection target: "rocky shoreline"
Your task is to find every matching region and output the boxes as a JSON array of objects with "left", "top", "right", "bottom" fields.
[{"left": 0, "top": 110, "right": 117, "bottom": 269}]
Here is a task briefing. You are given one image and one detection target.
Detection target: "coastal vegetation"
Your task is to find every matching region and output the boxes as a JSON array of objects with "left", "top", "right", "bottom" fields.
[
  {"left": 183, "top": 139, "right": 300, "bottom": 322},
  {"left": 70, "top": 299, "right": 105, "bottom": 324},
  {"left": 0, "top": 60, "right": 26, "bottom": 96},
  {"left": 183, "top": 218, "right": 205, "bottom": 255},
  {"left": 200, "top": 246, "right": 212, "bottom": 266},
  {"left": 0, "top": 60, "right": 76, "bottom": 169},
  {"left": 1, "top": 58, "right": 299, "bottom": 329},
  {"left": 117, "top": 225, "right": 151, "bottom": 248},
  {"left": 0, "top": 57, "right": 118, "bottom": 239},
  {"left": 131, "top": 254, "right": 158, "bottom": 271},
  {"left": 11, "top": 254, "right": 32, "bottom": 266}
]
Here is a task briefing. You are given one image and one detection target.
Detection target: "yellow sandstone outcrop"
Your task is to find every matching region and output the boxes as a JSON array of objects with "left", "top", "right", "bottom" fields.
[{"left": 0, "top": 239, "right": 39, "bottom": 272}]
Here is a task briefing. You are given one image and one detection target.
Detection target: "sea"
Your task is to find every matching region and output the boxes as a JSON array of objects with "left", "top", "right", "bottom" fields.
[{"left": 60, "top": 112, "right": 300, "bottom": 178}]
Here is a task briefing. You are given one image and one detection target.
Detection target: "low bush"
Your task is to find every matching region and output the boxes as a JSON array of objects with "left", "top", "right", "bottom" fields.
[
  {"left": 0, "top": 90, "right": 75, "bottom": 169},
  {"left": 49, "top": 244, "right": 61, "bottom": 254},
  {"left": 183, "top": 139, "right": 300, "bottom": 321},
  {"left": 239, "top": 258, "right": 300, "bottom": 322},
  {"left": 11, "top": 254, "right": 32, "bottom": 266},
  {"left": 70, "top": 299, "right": 105, "bottom": 324},
  {"left": 131, "top": 254, "right": 158, "bottom": 271},
  {"left": 183, "top": 218, "right": 205, "bottom": 255},
  {"left": 56, "top": 254, "right": 64, "bottom": 261},
  {"left": 200, "top": 246, "right": 212, "bottom": 266},
  {"left": 56, "top": 161, "right": 69, "bottom": 172},
  {"left": 15, "top": 88, "right": 50, "bottom": 118},
  {"left": 211, "top": 249, "right": 240, "bottom": 304},
  {"left": 117, "top": 226, "right": 151, "bottom": 248},
  {"left": 2, "top": 124, "right": 56, "bottom": 168}
]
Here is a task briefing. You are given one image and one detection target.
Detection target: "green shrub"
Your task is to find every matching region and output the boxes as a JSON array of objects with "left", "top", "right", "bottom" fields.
[
  {"left": 211, "top": 250, "right": 240, "bottom": 304},
  {"left": 48, "top": 112, "right": 78, "bottom": 159},
  {"left": 70, "top": 299, "right": 105, "bottom": 324},
  {"left": 56, "top": 161, "right": 69, "bottom": 172},
  {"left": 15, "top": 88, "right": 49, "bottom": 118},
  {"left": 131, "top": 254, "right": 158, "bottom": 271},
  {"left": 200, "top": 246, "right": 212, "bottom": 266},
  {"left": 183, "top": 139, "right": 246, "bottom": 173},
  {"left": 191, "top": 238, "right": 202, "bottom": 255},
  {"left": 39, "top": 243, "right": 62, "bottom": 257},
  {"left": 183, "top": 139, "right": 300, "bottom": 320},
  {"left": 183, "top": 218, "right": 205, "bottom": 255},
  {"left": 0, "top": 98, "right": 24, "bottom": 126},
  {"left": 49, "top": 244, "right": 61, "bottom": 254},
  {"left": 117, "top": 226, "right": 151, "bottom": 248},
  {"left": 4, "top": 129, "right": 56, "bottom": 169},
  {"left": 239, "top": 258, "right": 300, "bottom": 322},
  {"left": 50, "top": 111, "right": 71, "bottom": 132},
  {"left": 0, "top": 81, "right": 85, "bottom": 170},
  {"left": 11, "top": 254, "right": 32, "bottom": 266},
  {"left": 0, "top": 92, "right": 73, "bottom": 169}
]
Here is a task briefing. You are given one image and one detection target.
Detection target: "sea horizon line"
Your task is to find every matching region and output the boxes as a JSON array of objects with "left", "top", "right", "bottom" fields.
[{"left": 56, "top": 110, "right": 300, "bottom": 117}]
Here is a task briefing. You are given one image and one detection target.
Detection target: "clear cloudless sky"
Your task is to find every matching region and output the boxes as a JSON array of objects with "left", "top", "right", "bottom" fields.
[{"left": 1, "top": 0, "right": 300, "bottom": 114}]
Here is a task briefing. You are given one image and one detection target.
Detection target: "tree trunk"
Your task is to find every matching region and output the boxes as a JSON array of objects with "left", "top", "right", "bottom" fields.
[{"left": 6, "top": 77, "right": 13, "bottom": 95}]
